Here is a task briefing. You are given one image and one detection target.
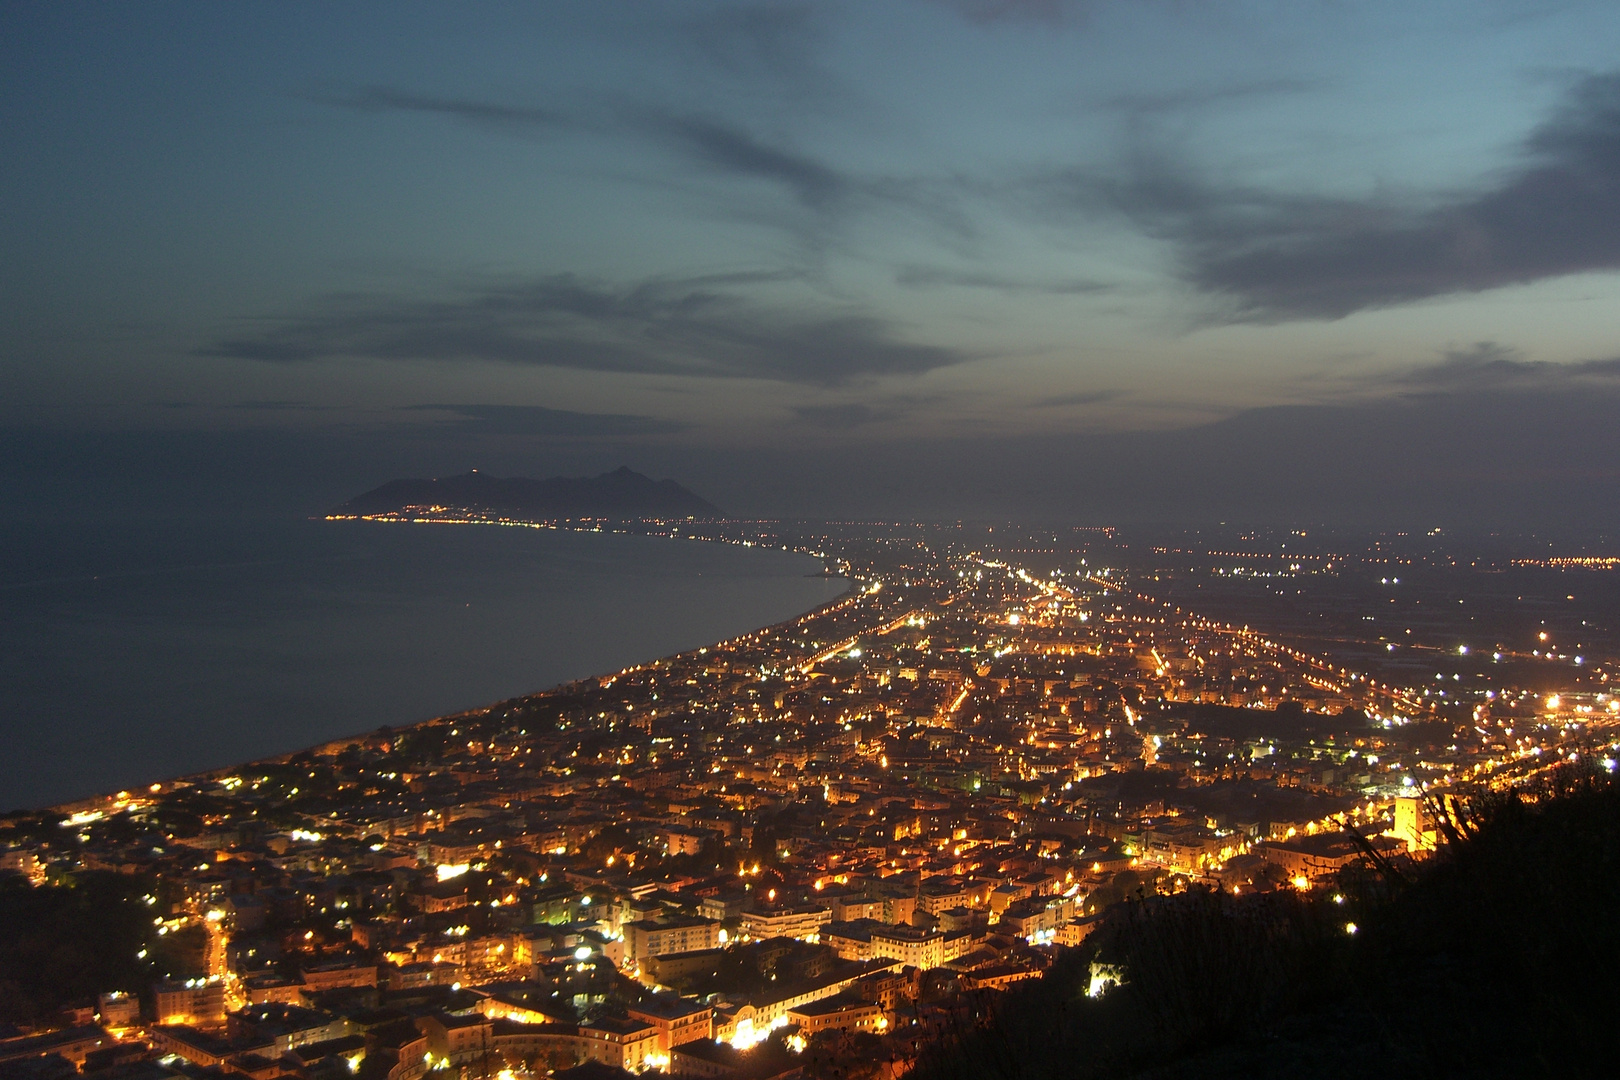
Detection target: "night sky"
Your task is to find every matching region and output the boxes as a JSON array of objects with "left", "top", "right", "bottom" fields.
[{"left": 6, "top": 2, "right": 1620, "bottom": 526}]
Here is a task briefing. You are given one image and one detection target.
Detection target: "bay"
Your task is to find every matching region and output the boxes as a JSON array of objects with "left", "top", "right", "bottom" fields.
[{"left": 0, "top": 515, "right": 845, "bottom": 810}]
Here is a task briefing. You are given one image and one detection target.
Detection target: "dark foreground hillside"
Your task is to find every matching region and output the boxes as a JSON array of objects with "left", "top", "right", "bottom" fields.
[{"left": 910, "top": 766, "right": 1620, "bottom": 1080}]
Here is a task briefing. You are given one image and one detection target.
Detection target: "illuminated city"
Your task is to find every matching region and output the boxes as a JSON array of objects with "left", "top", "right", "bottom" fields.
[
  {"left": 7, "top": 3, "right": 1620, "bottom": 1077},
  {"left": 4, "top": 515, "right": 1616, "bottom": 1079}
]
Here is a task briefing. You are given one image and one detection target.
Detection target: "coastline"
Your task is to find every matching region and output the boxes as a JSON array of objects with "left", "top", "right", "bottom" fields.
[{"left": 38, "top": 518, "right": 854, "bottom": 816}]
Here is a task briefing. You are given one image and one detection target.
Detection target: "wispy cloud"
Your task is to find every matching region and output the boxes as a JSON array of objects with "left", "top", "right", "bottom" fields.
[
  {"left": 931, "top": 0, "right": 1079, "bottom": 26},
  {"left": 634, "top": 110, "right": 849, "bottom": 209},
  {"left": 311, "top": 85, "right": 569, "bottom": 129},
  {"left": 1101, "top": 77, "right": 1321, "bottom": 117},
  {"left": 1397, "top": 344, "right": 1620, "bottom": 394},
  {"left": 896, "top": 265, "right": 1110, "bottom": 295},
  {"left": 200, "top": 274, "right": 967, "bottom": 386},
  {"left": 402, "top": 404, "right": 685, "bottom": 438},
  {"left": 227, "top": 399, "right": 332, "bottom": 412},
  {"left": 790, "top": 402, "right": 906, "bottom": 429},
  {"left": 314, "top": 82, "right": 972, "bottom": 248},
  {"left": 1032, "top": 389, "right": 1119, "bottom": 407},
  {"left": 318, "top": 83, "right": 853, "bottom": 211},
  {"left": 678, "top": 2, "right": 846, "bottom": 109}
]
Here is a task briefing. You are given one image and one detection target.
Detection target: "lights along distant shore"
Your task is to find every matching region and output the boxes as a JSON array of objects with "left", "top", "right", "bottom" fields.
[
  {"left": 330, "top": 466, "right": 722, "bottom": 522},
  {"left": 3, "top": 510, "right": 846, "bottom": 810},
  {"left": 44, "top": 568, "right": 860, "bottom": 818},
  {"left": 39, "top": 511, "right": 865, "bottom": 816}
]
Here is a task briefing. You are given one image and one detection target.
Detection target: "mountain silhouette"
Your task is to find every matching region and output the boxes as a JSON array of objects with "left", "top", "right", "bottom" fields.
[{"left": 334, "top": 466, "right": 723, "bottom": 519}]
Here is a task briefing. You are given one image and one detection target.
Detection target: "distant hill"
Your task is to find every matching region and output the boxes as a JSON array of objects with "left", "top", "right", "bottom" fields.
[{"left": 333, "top": 466, "right": 723, "bottom": 519}]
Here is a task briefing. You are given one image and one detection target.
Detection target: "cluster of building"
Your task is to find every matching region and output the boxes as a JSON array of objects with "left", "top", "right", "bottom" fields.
[{"left": 4, "top": 520, "right": 1616, "bottom": 1080}]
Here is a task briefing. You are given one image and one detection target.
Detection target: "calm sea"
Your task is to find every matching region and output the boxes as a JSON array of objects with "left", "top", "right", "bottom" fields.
[{"left": 0, "top": 514, "right": 846, "bottom": 810}]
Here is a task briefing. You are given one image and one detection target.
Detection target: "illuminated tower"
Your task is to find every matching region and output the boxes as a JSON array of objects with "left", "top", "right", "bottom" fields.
[{"left": 1393, "top": 796, "right": 1433, "bottom": 852}]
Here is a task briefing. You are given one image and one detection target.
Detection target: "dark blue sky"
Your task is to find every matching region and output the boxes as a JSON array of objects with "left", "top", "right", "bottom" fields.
[{"left": 5, "top": 1, "right": 1620, "bottom": 525}]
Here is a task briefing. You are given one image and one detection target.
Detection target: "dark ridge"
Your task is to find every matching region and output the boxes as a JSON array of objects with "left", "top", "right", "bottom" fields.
[{"left": 333, "top": 465, "right": 724, "bottom": 519}]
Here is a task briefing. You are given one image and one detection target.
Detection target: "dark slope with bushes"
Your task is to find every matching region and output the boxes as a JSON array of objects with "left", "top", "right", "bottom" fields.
[{"left": 911, "top": 766, "right": 1620, "bottom": 1079}]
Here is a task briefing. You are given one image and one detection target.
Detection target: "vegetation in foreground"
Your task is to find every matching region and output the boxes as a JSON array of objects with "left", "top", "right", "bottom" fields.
[{"left": 0, "top": 871, "right": 204, "bottom": 1026}]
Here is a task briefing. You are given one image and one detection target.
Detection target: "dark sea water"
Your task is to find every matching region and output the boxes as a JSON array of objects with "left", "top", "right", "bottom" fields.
[{"left": 0, "top": 515, "right": 846, "bottom": 810}]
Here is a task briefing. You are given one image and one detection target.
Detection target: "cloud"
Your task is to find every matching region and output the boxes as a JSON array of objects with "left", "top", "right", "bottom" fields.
[
  {"left": 18, "top": 383, "right": 1620, "bottom": 530},
  {"left": 227, "top": 399, "right": 331, "bottom": 412},
  {"left": 318, "top": 82, "right": 854, "bottom": 212},
  {"left": 199, "top": 274, "right": 967, "bottom": 385},
  {"left": 1102, "top": 77, "right": 1320, "bottom": 117},
  {"left": 790, "top": 402, "right": 905, "bottom": 429},
  {"left": 679, "top": 2, "right": 841, "bottom": 106},
  {"left": 314, "top": 82, "right": 974, "bottom": 246},
  {"left": 932, "top": 0, "right": 1077, "bottom": 25},
  {"left": 206, "top": 339, "right": 323, "bottom": 363},
  {"left": 149, "top": 399, "right": 331, "bottom": 413},
  {"left": 1033, "top": 389, "right": 1119, "bottom": 407},
  {"left": 402, "top": 404, "right": 685, "bottom": 438},
  {"left": 1397, "top": 344, "right": 1620, "bottom": 394},
  {"left": 636, "top": 111, "right": 848, "bottom": 208},
  {"left": 311, "top": 85, "right": 568, "bottom": 130},
  {"left": 895, "top": 265, "right": 1111, "bottom": 294},
  {"left": 1093, "top": 72, "right": 1620, "bottom": 321}
]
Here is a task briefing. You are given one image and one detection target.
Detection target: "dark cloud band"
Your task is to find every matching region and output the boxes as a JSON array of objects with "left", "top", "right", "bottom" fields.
[
  {"left": 403, "top": 404, "right": 685, "bottom": 438},
  {"left": 1077, "top": 73, "right": 1620, "bottom": 321},
  {"left": 199, "top": 274, "right": 966, "bottom": 386}
]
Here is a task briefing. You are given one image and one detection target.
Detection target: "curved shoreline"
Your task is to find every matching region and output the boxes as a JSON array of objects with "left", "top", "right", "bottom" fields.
[{"left": 40, "top": 519, "right": 854, "bottom": 815}]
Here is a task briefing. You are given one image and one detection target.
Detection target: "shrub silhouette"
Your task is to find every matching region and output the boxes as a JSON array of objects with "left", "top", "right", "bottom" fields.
[{"left": 910, "top": 764, "right": 1620, "bottom": 1079}]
